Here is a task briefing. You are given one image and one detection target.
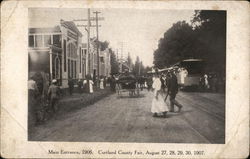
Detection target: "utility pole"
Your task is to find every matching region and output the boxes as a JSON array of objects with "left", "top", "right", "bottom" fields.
[
  {"left": 73, "top": 9, "right": 104, "bottom": 78},
  {"left": 93, "top": 11, "right": 101, "bottom": 87},
  {"left": 87, "top": 9, "right": 90, "bottom": 76}
]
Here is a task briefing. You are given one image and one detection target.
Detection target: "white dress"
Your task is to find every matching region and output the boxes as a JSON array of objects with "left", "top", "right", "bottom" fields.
[
  {"left": 89, "top": 80, "right": 94, "bottom": 93},
  {"left": 151, "top": 77, "right": 169, "bottom": 113},
  {"left": 100, "top": 79, "right": 104, "bottom": 89},
  {"left": 151, "top": 92, "right": 169, "bottom": 113}
]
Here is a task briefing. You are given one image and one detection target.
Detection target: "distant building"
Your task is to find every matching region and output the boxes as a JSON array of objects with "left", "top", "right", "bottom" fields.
[
  {"left": 80, "top": 43, "right": 88, "bottom": 79},
  {"left": 88, "top": 37, "right": 111, "bottom": 81},
  {"left": 100, "top": 48, "right": 111, "bottom": 77},
  {"left": 28, "top": 19, "right": 83, "bottom": 88}
]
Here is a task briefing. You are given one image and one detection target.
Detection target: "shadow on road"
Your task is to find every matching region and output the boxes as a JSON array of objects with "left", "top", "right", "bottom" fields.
[{"left": 167, "top": 110, "right": 193, "bottom": 118}]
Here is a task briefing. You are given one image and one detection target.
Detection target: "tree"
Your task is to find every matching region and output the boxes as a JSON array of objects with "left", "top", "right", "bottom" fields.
[
  {"left": 133, "top": 56, "right": 145, "bottom": 76},
  {"left": 192, "top": 10, "right": 226, "bottom": 75},
  {"left": 153, "top": 21, "right": 196, "bottom": 68},
  {"left": 110, "top": 48, "right": 119, "bottom": 75},
  {"left": 153, "top": 10, "right": 226, "bottom": 76},
  {"left": 99, "top": 41, "right": 109, "bottom": 51},
  {"left": 127, "top": 52, "right": 133, "bottom": 71}
]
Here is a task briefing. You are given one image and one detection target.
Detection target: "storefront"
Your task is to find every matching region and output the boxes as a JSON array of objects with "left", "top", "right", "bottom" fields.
[{"left": 28, "top": 20, "right": 83, "bottom": 88}]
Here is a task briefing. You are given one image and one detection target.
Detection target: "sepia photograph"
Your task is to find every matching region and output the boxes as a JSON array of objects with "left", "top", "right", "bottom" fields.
[
  {"left": 28, "top": 8, "right": 226, "bottom": 143},
  {"left": 1, "top": 1, "right": 249, "bottom": 158}
]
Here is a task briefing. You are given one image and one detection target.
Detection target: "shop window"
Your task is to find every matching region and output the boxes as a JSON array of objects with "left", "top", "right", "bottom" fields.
[
  {"left": 53, "top": 35, "right": 61, "bottom": 47},
  {"left": 44, "top": 35, "right": 51, "bottom": 47},
  {"left": 71, "top": 60, "right": 74, "bottom": 78},
  {"left": 29, "top": 35, "right": 34, "bottom": 47},
  {"left": 74, "top": 61, "right": 77, "bottom": 78},
  {"left": 100, "top": 57, "right": 104, "bottom": 63},
  {"left": 35, "top": 35, "right": 43, "bottom": 47},
  {"left": 68, "top": 59, "right": 70, "bottom": 78}
]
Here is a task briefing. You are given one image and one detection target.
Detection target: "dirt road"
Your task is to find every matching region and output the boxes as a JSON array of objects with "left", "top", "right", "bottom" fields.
[{"left": 29, "top": 90, "right": 225, "bottom": 143}]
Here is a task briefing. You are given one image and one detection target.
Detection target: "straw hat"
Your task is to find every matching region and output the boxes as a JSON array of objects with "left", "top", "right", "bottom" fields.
[{"left": 52, "top": 79, "right": 57, "bottom": 83}]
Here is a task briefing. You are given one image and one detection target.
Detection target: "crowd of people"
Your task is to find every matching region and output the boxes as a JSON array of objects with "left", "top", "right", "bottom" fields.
[
  {"left": 28, "top": 69, "right": 224, "bottom": 125},
  {"left": 28, "top": 72, "right": 114, "bottom": 125},
  {"left": 199, "top": 73, "right": 225, "bottom": 93},
  {"left": 28, "top": 73, "right": 61, "bottom": 126}
]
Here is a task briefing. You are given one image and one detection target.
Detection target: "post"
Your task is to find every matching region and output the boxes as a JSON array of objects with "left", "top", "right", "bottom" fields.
[
  {"left": 93, "top": 11, "right": 101, "bottom": 87},
  {"left": 87, "top": 8, "right": 91, "bottom": 76},
  {"left": 49, "top": 47, "right": 53, "bottom": 81}
]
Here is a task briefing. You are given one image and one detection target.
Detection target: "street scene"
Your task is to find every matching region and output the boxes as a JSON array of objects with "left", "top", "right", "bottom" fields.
[
  {"left": 29, "top": 90, "right": 225, "bottom": 143},
  {"left": 28, "top": 9, "right": 226, "bottom": 143}
]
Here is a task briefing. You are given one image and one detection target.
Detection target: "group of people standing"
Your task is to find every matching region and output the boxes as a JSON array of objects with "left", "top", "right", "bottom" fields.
[
  {"left": 28, "top": 73, "right": 61, "bottom": 125},
  {"left": 69, "top": 75, "right": 109, "bottom": 95},
  {"left": 151, "top": 70, "right": 183, "bottom": 118},
  {"left": 199, "top": 73, "right": 225, "bottom": 93}
]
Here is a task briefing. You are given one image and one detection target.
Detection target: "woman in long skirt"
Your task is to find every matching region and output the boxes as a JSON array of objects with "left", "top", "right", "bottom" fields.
[
  {"left": 89, "top": 79, "right": 94, "bottom": 93},
  {"left": 151, "top": 74, "right": 169, "bottom": 117},
  {"left": 100, "top": 78, "right": 104, "bottom": 89}
]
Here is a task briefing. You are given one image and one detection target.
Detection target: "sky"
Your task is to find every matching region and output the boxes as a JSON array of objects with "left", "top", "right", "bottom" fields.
[{"left": 29, "top": 8, "right": 195, "bottom": 67}]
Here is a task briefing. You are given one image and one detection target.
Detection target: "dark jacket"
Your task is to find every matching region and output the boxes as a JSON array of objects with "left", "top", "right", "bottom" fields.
[{"left": 168, "top": 74, "right": 178, "bottom": 94}]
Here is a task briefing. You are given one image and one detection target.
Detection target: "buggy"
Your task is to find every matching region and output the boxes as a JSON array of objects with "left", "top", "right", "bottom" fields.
[{"left": 116, "top": 73, "right": 140, "bottom": 97}]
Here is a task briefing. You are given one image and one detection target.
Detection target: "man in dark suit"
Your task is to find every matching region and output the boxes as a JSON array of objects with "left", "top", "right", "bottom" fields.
[{"left": 168, "top": 71, "right": 183, "bottom": 112}]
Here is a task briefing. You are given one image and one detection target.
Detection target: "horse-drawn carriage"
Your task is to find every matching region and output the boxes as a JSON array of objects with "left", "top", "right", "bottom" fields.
[{"left": 116, "top": 73, "right": 140, "bottom": 97}]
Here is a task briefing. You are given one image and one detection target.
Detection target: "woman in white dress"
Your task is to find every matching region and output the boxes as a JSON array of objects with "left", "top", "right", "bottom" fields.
[
  {"left": 100, "top": 77, "right": 104, "bottom": 89},
  {"left": 89, "top": 79, "right": 94, "bottom": 93},
  {"left": 151, "top": 73, "right": 169, "bottom": 118}
]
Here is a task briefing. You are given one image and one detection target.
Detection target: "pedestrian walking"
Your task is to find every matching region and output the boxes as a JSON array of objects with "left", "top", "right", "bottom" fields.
[
  {"left": 168, "top": 71, "right": 183, "bottom": 112},
  {"left": 104, "top": 76, "right": 107, "bottom": 87},
  {"left": 110, "top": 75, "right": 116, "bottom": 92},
  {"left": 68, "top": 77, "right": 74, "bottom": 95},
  {"left": 78, "top": 79, "right": 83, "bottom": 93},
  {"left": 89, "top": 78, "right": 94, "bottom": 93},
  {"left": 204, "top": 74, "right": 210, "bottom": 90},
  {"left": 48, "top": 79, "right": 60, "bottom": 113},
  {"left": 151, "top": 72, "right": 169, "bottom": 118},
  {"left": 100, "top": 76, "right": 104, "bottom": 89},
  {"left": 146, "top": 76, "right": 153, "bottom": 91}
]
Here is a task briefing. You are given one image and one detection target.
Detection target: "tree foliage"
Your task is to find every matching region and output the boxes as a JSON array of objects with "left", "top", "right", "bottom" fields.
[
  {"left": 153, "top": 10, "right": 226, "bottom": 75},
  {"left": 133, "top": 56, "right": 146, "bottom": 76},
  {"left": 109, "top": 48, "right": 119, "bottom": 75},
  {"left": 99, "top": 41, "right": 110, "bottom": 51}
]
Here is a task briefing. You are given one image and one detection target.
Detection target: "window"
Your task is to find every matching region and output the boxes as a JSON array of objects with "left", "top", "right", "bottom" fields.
[
  {"left": 67, "top": 43, "right": 77, "bottom": 78},
  {"left": 71, "top": 60, "right": 74, "bottom": 78},
  {"left": 74, "top": 61, "right": 77, "bottom": 78},
  {"left": 29, "top": 35, "right": 34, "bottom": 47},
  {"left": 68, "top": 59, "right": 70, "bottom": 78},
  {"left": 44, "top": 35, "right": 51, "bottom": 47},
  {"left": 53, "top": 35, "right": 61, "bottom": 47},
  {"left": 100, "top": 57, "right": 104, "bottom": 63},
  {"left": 35, "top": 35, "right": 43, "bottom": 47}
]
